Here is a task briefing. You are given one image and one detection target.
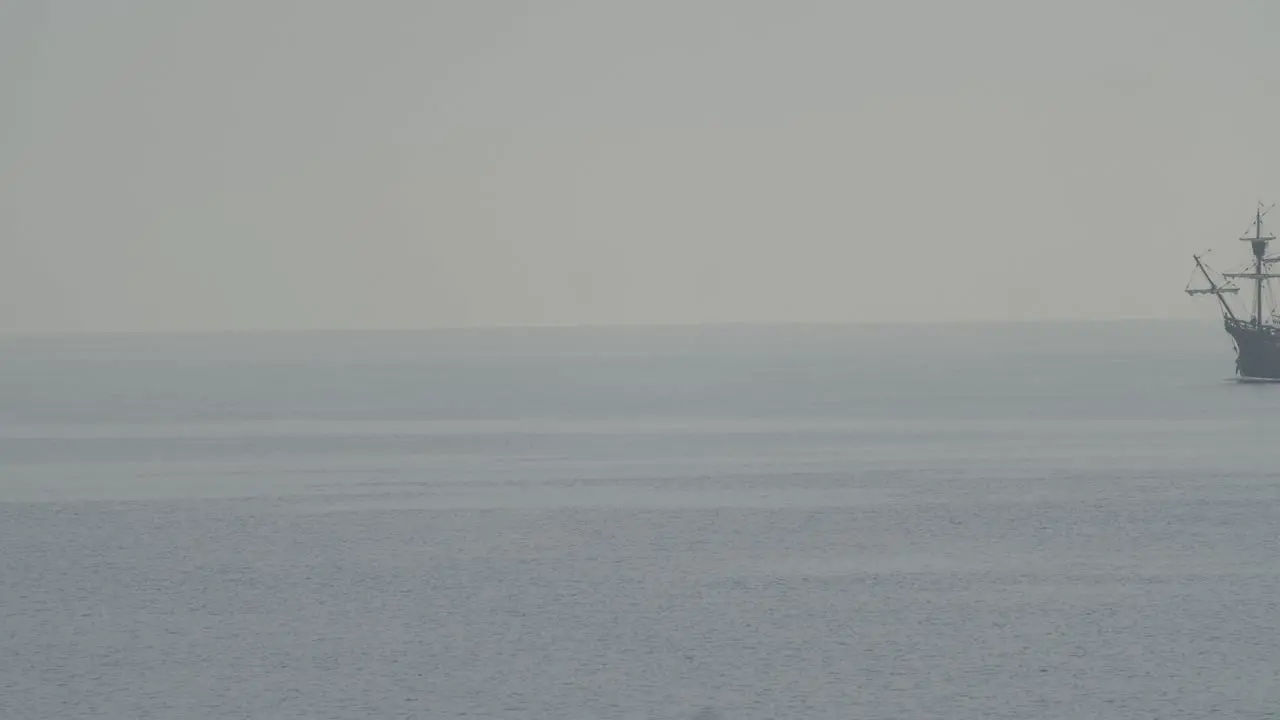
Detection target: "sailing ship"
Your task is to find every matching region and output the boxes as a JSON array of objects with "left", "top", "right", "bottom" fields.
[{"left": 1186, "top": 203, "right": 1280, "bottom": 379}]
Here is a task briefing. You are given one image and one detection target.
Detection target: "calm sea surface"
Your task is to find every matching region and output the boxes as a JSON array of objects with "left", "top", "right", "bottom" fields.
[{"left": 2, "top": 321, "right": 1278, "bottom": 719}]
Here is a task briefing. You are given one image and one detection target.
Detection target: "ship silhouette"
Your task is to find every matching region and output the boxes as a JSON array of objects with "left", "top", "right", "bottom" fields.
[{"left": 1186, "top": 203, "right": 1280, "bottom": 379}]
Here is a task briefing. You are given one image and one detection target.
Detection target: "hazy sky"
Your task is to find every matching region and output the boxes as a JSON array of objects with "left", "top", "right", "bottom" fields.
[{"left": 4, "top": 0, "right": 1280, "bottom": 332}]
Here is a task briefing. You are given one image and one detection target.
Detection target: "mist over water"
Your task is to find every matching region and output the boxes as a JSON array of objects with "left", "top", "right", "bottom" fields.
[{"left": 3, "top": 321, "right": 1278, "bottom": 718}]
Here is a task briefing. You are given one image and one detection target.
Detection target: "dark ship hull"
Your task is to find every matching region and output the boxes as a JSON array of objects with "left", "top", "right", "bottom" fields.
[{"left": 1224, "top": 318, "right": 1280, "bottom": 379}]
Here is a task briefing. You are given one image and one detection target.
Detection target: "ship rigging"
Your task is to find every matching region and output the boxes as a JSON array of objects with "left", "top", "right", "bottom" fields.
[{"left": 1186, "top": 202, "right": 1280, "bottom": 379}]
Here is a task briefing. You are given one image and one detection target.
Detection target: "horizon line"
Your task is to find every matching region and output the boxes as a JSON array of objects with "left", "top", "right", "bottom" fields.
[{"left": 0, "top": 316, "right": 1219, "bottom": 338}]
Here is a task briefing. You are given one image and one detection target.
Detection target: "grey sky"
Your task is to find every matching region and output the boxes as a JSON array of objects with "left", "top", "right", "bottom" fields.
[{"left": 3, "top": 0, "right": 1278, "bottom": 332}]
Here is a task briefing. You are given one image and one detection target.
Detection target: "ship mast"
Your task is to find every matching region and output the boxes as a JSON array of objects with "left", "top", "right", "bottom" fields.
[
  {"left": 1191, "top": 254, "right": 1238, "bottom": 321},
  {"left": 1247, "top": 206, "right": 1274, "bottom": 325},
  {"left": 1221, "top": 203, "right": 1280, "bottom": 325}
]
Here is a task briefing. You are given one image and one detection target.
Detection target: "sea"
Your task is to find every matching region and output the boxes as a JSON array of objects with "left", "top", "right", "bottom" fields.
[{"left": 2, "top": 320, "right": 1277, "bottom": 719}]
